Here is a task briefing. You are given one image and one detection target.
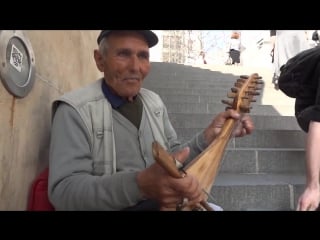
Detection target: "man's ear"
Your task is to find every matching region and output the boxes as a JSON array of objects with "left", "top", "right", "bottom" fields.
[{"left": 94, "top": 49, "right": 104, "bottom": 72}]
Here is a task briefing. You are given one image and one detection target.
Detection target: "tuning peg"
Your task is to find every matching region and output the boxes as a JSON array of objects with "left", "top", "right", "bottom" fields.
[
  {"left": 239, "top": 104, "right": 252, "bottom": 113},
  {"left": 254, "top": 87, "right": 262, "bottom": 90},
  {"left": 227, "top": 92, "right": 237, "bottom": 98},
  {"left": 248, "top": 84, "right": 259, "bottom": 88},
  {"left": 221, "top": 99, "right": 234, "bottom": 107},
  {"left": 237, "top": 78, "right": 246, "bottom": 83},
  {"left": 240, "top": 75, "right": 249, "bottom": 79},
  {"left": 258, "top": 80, "right": 264, "bottom": 84},
  {"left": 253, "top": 80, "right": 264, "bottom": 84},
  {"left": 234, "top": 82, "right": 243, "bottom": 88},
  {"left": 245, "top": 90, "right": 259, "bottom": 96},
  {"left": 250, "top": 92, "right": 260, "bottom": 96},
  {"left": 231, "top": 87, "right": 238, "bottom": 93}
]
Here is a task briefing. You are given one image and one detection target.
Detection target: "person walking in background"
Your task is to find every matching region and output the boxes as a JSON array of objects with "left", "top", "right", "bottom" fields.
[
  {"left": 195, "top": 51, "right": 207, "bottom": 64},
  {"left": 229, "top": 31, "right": 242, "bottom": 66},
  {"left": 200, "top": 51, "right": 207, "bottom": 64},
  {"left": 270, "top": 30, "right": 276, "bottom": 64},
  {"left": 312, "top": 30, "right": 319, "bottom": 46},
  {"left": 48, "top": 30, "right": 254, "bottom": 211},
  {"left": 272, "top": 30, "right": 311, "bottom": 90}
]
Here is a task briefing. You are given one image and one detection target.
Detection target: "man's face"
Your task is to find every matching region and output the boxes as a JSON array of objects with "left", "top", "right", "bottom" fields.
[{"left": 95, "top": 31, "right": 151, "bottom": 101}]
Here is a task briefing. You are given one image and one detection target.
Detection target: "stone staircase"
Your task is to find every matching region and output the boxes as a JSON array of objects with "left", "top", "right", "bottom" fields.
[{"left": 143, "top": 62, "right": 307, "bottom": 211}]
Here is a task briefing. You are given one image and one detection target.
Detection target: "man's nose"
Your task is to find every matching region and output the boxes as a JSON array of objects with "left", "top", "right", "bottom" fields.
[{"left": 129, "top": 56, "right": 140, "bottom": 71}]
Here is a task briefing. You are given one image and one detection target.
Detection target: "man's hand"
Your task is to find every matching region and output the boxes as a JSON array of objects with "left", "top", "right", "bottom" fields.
[
  {"left": 136, "top": 147, "right": 205, "bottom": 210},
  {"left": 296, "top": 186, "right": 320, "bottom": 211},
  {"left": 203, "top": 109, "right": 254, "bottom": 145}
]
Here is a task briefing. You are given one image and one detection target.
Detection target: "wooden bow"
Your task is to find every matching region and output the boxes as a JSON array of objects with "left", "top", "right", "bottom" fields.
[{"left": 153, "top": 73, "right": 263, "bottom": 211}]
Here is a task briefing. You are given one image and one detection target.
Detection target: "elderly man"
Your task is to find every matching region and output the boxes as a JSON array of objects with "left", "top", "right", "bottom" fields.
[{"left": 48, "top": 30, "right": 254, "bottom": 211}]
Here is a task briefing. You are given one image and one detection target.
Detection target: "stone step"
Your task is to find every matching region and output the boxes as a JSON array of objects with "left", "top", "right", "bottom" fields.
[
  {"left": 149, "top": 93, "right": 263, "bottom": 104},
  {"left": 143, "top": 79, "right": 246, "bottom": 89},
  {"left": 148, "top": 63, "right": 263, "bottom": 80},
  {"left": 185, "top": 149, "right": 305, "bottom": 175},
  {"left": 147, "top": 62, "right": 296, "bottom": 117},
  {"left": 146, "top": 87, "right": 235, "bottom": 96},
  {"left": 175, "top": 128, "right": 306, "bottom": 149},
  {"left": 220, "top": 149, "right": 305, "bottom": 174},
  {"left": 210, "top": 173, "right": 305, "bottom": 210},
  {"left": 169, "top": 113, "right": 301, "bottom": 130},
  {"left": 144, "top": 77, "right": 264, "bottom": 90},
  {"left": 165, "top": 102, "right": 293, "bottom": 116}
]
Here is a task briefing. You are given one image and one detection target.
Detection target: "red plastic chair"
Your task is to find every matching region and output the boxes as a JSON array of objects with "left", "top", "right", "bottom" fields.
[{"left": 27, "top": 167, "right": 55, "bottom": 211}]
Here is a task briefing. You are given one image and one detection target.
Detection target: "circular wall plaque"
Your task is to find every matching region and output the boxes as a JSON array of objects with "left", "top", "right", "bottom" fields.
[{"left": 0, "top": 30, "right": 36, "bottom": 98}]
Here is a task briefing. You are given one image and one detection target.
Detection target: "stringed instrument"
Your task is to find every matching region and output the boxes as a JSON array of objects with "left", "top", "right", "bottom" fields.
[{"left": 152, "top": 73, "right": 263, "bottom": 211}]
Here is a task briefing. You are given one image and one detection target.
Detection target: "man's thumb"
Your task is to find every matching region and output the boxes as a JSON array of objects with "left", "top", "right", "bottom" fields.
[{"left": 172, "top": 147, "right": 190, "bottom": 165}]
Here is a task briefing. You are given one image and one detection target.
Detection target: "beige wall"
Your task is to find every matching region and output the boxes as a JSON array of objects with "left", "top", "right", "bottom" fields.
[{"left": 0, "top": 30, "right": 102, "bottom": 210}]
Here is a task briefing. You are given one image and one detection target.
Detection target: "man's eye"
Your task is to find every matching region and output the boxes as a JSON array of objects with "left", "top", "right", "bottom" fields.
[
  {"left": 118, "top": 51, "right": 130, "bottom": 57},
  {"left": 139, "top": 53, "right": 149, "bottom": 59}
]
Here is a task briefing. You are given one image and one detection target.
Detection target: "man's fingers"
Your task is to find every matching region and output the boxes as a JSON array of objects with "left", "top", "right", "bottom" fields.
[
  {"left": 172, "top": 147, "right": 190, "bottom": 165},
  {"left": 296, "top": 201, "right": 316, "bottom": 211},
  {"left": 296, "top": 202, "right": 302, "bottom": 211},
  {"left": 160, "top": 206, "right": 176, "bottom": 211}
]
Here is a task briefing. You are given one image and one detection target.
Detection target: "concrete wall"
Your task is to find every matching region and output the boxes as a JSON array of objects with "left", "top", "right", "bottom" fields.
[{"left": 0, "top": 30, "right": 101, "bottom": 210}]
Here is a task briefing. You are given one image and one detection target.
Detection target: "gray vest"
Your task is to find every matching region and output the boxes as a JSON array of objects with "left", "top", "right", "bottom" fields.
[{"left": 52, "top": 79, "right": 168, "bottom": 175}]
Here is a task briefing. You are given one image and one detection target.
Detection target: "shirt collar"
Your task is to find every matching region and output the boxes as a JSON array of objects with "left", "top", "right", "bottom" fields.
[{"left": 101, "top": 80, "right": 137, "bottom": 109}]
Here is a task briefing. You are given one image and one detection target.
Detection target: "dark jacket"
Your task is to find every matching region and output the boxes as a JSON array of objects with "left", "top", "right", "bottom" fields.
[{"left": 295, "top": 62, "right": 320, "bottom": 132}]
